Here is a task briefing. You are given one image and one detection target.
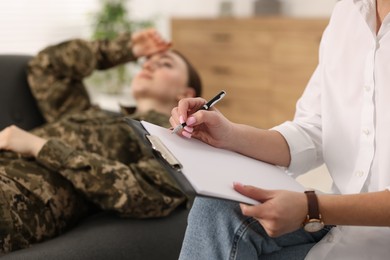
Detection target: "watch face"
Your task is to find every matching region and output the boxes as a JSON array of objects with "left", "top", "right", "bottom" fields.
[{"left": 304, "top": 220, "right": 324, "bottom": 232}]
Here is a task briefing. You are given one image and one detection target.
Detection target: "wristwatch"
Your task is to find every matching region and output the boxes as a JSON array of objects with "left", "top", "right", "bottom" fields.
[{"left": 303, "top": 190, "right": 324, "bottom": 232}]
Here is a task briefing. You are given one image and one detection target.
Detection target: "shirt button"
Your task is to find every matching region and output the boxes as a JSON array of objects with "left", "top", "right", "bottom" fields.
[
  {"left": 364, "top": 85, "right": 371, "bottom": 92},
  {"left": 355, "top": 170, "right": 364, "bottom": 177},
  {"left": 327, "top": 234, "right": 334, "bottom": 243},
  {"left": 362, "top": 128, "right": 370, "bottom": 135}
]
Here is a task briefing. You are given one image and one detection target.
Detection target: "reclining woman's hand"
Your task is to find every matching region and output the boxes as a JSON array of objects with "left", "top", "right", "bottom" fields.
[
  {"left": 0, "top": 125, "right": 47, "bottom": 157},
  {"left": 131, "top": 28, "right": 172, "bottom": 58},
  {"left": 170, "top": 97, "right": 235, "bottom": 149}
]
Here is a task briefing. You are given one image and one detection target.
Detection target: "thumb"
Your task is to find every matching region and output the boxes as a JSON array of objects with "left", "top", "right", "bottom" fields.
[{"left": 233, "top": 182, "right": 273, "bottom": 203}]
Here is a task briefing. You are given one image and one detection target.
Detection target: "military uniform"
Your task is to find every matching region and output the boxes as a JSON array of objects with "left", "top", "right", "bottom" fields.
[{"left": 0, "top": 34, "right": 186, "bottom": 253}]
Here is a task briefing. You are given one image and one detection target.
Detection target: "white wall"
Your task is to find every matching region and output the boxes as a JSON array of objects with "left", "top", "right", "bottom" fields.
[
  {"left": 0, "top": 0, "right": 337, "bottom": 55},
  {"left": 0, "top": 1, "right": 99, "bottom": 54}
]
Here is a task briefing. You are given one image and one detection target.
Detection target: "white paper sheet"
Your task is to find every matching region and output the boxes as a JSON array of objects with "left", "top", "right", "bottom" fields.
[{"left": 142, "top": 121, "right": 304, "bottom": 205}]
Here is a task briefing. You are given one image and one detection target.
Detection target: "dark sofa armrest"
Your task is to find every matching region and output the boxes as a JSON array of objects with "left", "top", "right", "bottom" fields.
[{"left": 0, "top": 55, "right": 45, "bottom": 130}]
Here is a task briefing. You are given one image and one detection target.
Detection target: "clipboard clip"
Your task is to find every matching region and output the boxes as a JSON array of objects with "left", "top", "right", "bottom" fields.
[{"left": 146, "top": 135, "right": 183, "bottom": 171}]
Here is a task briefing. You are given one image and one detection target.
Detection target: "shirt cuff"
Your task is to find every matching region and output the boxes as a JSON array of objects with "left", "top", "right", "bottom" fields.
[
  {"left": 272, "top": 121, "right": 318, "bottom": 177},
  {"left": 36, "top": 139, "right": 75, "bottom": 171}
]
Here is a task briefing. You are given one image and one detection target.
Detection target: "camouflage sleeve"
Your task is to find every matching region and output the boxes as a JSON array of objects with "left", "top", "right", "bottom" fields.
[
  {"left": 27, "top": 33, "right": 136, "bottom": 123},
  {"left": 35, "top": 139, "right": 185, "bottom": 218}
]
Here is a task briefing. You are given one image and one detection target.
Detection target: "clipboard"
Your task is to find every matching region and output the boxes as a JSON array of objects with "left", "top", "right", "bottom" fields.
[{"left": 125, "top": 118, "right": 305, "bottom": 205}]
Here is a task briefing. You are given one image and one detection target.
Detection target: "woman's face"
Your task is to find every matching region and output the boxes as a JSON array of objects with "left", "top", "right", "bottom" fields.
[{"left": 131, "top": 51, "right": 192, "bottom": 103}]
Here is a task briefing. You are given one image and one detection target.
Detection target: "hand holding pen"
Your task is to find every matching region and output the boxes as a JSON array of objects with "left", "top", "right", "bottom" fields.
[{"left": 172, "top": 90, "right": 226, "bottom": 134}]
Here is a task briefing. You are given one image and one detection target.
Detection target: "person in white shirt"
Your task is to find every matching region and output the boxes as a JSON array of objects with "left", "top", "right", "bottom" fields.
[{"left": 169, "top": 0, "right": 390, "bottom": 259}]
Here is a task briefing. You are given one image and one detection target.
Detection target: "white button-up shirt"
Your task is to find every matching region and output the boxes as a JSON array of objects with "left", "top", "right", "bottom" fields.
[{"left": 273, "top": 0, "right": 390, "bottom": 258}]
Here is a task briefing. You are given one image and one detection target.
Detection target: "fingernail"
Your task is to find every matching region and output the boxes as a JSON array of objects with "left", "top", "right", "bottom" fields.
[
  {"left": 179, "top": 115, "right": 185, "bottom": 124},
  {"left": 233, "top": 182, "right": 244, "bottom": 188},
  {"left": 182, "top": 131, "right": 192, "bottom": 139},
  {"left": 186, "top": 116, "right": 196, "bottom": 126},
  {"left": 184, "top": 126, "right": 194, "bottom": 133}
]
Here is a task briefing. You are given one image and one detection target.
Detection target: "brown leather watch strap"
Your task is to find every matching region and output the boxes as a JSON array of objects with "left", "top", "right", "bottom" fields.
[{"left": 304, "top": 190, "right": 320, "bottom": 219}]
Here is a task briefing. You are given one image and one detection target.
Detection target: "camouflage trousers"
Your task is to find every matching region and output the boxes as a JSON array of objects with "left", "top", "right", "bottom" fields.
[{"left": 0, "top": 153, "right": 88, "bottom": 254}]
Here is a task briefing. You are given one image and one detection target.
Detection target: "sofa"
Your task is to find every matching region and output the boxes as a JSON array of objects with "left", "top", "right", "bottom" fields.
[{"left": 0, "top": 55, "right": 189, "bottom": 260}]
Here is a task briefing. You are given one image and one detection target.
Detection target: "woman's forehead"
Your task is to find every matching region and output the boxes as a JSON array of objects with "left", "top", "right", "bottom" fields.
[{"left": 149, "top": 51, "right": 183, "bottom": 64}]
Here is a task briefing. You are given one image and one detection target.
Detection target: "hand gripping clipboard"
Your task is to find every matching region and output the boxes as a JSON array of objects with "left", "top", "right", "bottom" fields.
[
  {"left": 124, "top": 118, "right": 197, "bottom": 198},
  {"left": 124, "top": 118, "right": 305, "bottom": 205}
]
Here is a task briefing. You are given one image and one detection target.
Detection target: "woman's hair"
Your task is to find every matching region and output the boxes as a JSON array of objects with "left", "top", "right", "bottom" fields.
[{"left": 172, "top": 50, "right": 202, "bottom": 97}]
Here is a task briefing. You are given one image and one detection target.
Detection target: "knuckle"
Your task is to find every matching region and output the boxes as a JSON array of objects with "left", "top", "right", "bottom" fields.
[
  {"left": 178, "top": 98, "right": 185, "bottom": 105},
  {"left": 196, "top": 111, "right": 204, "bottom": 121},
  {"left": 170, "top": 107, "right": 177, "bottom": 115},
  {"left": 267, "top": 229, "right": 279, "bottom": 238},
  {"left": 265, "top": 223, "right": 281, "bottom": 238},
  {"left": 241, "top": 207, "right": 250, "bottom": 216},
  {"left": 3, "top": 126, "right": 12, "bottom": 136}
]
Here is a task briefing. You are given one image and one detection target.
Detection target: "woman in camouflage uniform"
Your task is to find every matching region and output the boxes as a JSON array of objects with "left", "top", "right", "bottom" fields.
[{"left": 0, "top": 29, "right": 202, "bottom": 253}]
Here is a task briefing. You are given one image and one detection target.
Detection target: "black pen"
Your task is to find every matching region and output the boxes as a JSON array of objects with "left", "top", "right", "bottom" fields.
[{"left": 172, "top": 90, "right": 226, "bottom": 134}]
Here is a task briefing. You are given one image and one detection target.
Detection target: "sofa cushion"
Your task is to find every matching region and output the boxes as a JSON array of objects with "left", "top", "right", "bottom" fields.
[
  {"left": 2, "top": 208, "right": 189, "bottom": 260},
  {"left": 0, "top": 55, "right": 45, "bottom": 130}
]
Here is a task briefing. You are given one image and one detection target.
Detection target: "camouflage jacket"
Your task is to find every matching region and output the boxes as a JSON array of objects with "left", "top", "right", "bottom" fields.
[{"left": 25, "top": 34, "right": 186, "bottom": 218}]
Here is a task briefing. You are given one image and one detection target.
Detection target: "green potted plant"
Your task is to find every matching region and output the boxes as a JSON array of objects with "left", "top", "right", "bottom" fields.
[{"left": 87, "top": 0, "right": 153, "bottom": 94}]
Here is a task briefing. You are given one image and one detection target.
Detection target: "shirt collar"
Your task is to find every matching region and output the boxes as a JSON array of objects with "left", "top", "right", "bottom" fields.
[{"left": 353, "top": 0, "right": 377, "bottom": 35}]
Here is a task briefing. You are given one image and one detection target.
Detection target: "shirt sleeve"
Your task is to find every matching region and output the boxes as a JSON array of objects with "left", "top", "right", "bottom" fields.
[
  {"left": 271, "top": 27, "right": 330, "bottom": 177},
  {"left": 36, "top": 139, "right": 185, "bottom": 218},
  {"left": 272, "top": 120, "right": 322, "bottom": 177},
  {"left": 27, "top": 33, "right": 136, "bottom": 123}
]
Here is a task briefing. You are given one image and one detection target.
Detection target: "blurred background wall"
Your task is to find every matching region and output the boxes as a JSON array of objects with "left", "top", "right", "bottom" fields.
[{"left": 0, "top": 0, "right": 337, "bottom": 54}]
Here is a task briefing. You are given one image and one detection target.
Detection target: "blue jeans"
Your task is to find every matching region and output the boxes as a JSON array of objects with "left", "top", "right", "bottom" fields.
[{"left": 179, "top": 197, "right": 331, "bottom": 260}]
